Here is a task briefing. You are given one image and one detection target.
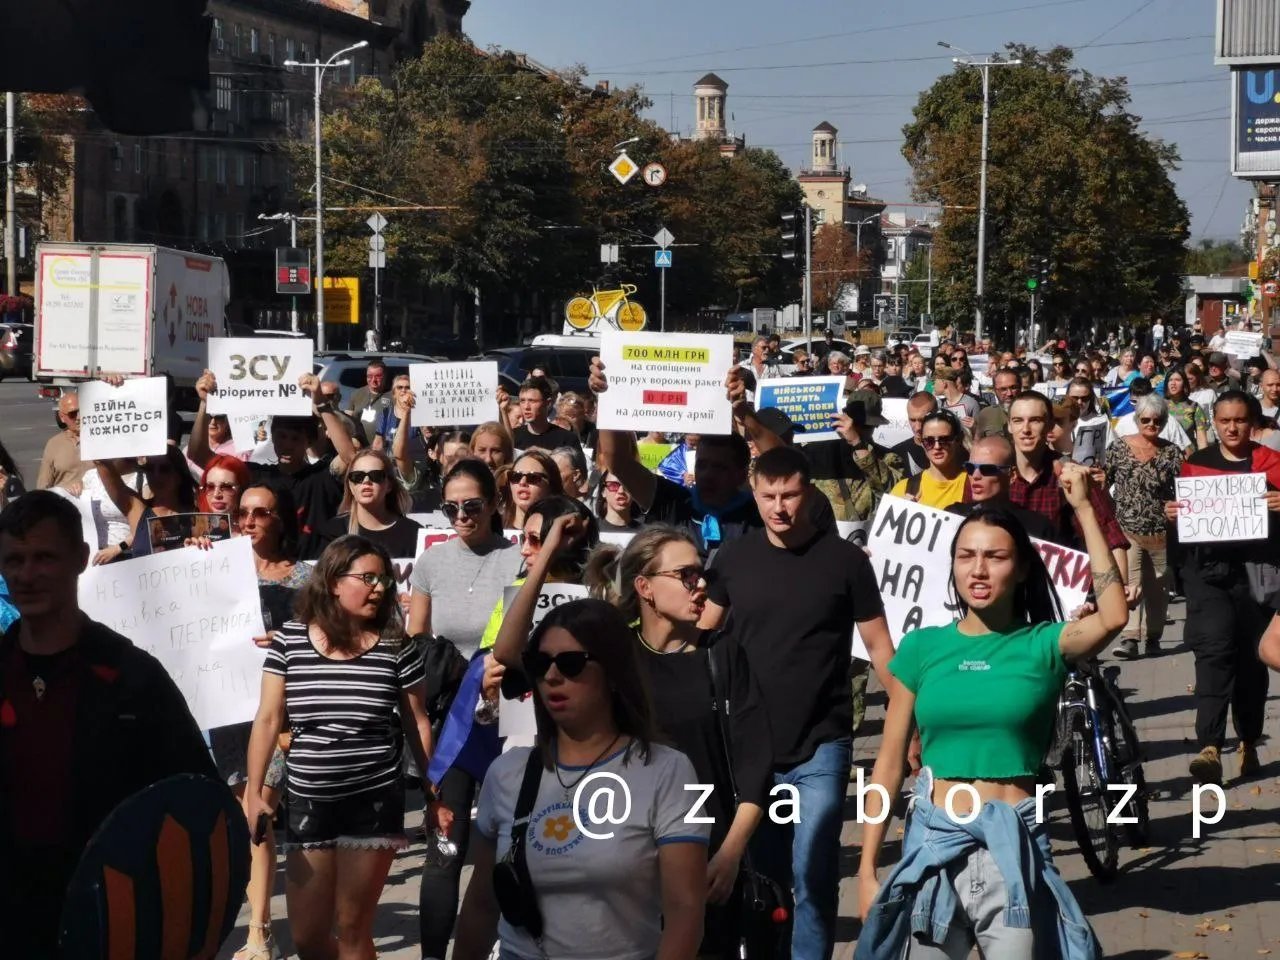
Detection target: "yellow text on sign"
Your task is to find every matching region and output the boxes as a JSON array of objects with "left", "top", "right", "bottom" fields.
[{"left": 621, "top": 346, "right": 710, "bottom": 364}]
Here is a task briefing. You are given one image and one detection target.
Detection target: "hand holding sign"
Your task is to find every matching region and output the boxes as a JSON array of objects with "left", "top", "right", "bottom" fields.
[
  {"left": 207, "top": 337, "right": 314, "bottom": 417},
  {"left": 588, "top": 355, "right": 608, "bottom": 395},
  {"left": 79, "top": 376, "right": 170, "bottom": 461}
]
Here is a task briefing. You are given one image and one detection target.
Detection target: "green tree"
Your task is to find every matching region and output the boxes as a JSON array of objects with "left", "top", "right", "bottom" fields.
[
  {"left": 1184, "top": 238, "right": 1248, "bottom": 276},
  {"left": 902, "top": 45, "right": 1189, "bottom": 345}
]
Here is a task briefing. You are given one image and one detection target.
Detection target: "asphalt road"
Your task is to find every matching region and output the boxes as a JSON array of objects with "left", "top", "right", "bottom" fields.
[{"left": 0, "top": 378, "right": 64, "bottom": 488}]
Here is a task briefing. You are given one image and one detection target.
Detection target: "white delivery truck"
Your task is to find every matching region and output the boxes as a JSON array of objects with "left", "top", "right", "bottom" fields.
[{"left": 34, "top": 243, "right": 230, "bottom": 408}]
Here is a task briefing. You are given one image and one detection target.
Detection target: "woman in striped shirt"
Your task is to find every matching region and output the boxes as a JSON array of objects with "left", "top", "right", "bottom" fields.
[{"left": 245, "top": 534, "right": 436, "bottom": 960}]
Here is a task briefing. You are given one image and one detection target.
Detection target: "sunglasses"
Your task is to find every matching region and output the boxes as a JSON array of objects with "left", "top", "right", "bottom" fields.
[
  {"left": 524, "top": 531, "right": 543, "bottom": 548},
  {"left": 63, "top": 409, "right": 80, "bottom": 419},
  {"left": 647, "top": 565, "right": 705, "bottom": 591},
  {"left": 201, "top": 481, "right": 239, "bottom": 493},
  {"left": 602, "top": 480, "right": 625, "bottom": 493},
  {"left": 523, "top": 649, "right": 595, "bottom": 680},
  {"left": 962, "top": 462, "right": 1011, "bottom": 477},
  {"left": 1137, "top": 416, "right": 1163, "bottom": 425},
  {"left": 348, "top": 469, "right": 388, "bottom": 485},
  {"left": 442, "top": 497, "right": 486, "bottom": 520},
  {"left": 235, "top": 506, "right": 276, "bottom": 522},
  {"left": 921, "top": 435, "right": 957, "bottom": 449},
  {"left": 339, "top": 572, "right": 395, "bottom": 590},
  {"left": 510, "top": 471, "right": 548, "bottom": 486}
]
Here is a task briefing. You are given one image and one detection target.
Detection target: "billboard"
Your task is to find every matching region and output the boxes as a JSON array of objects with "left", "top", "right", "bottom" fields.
[
  {"left": 1216, "top": 0, "right": 1280, "bottom": 65},
  {"left": 1231, "top": 66, "right": 1280, "bottom": 179}
]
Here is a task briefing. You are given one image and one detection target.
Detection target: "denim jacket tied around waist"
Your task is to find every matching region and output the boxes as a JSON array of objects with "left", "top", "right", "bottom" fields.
[{"left": 854, "top": 769, "right": 1102, "bottom": 960}]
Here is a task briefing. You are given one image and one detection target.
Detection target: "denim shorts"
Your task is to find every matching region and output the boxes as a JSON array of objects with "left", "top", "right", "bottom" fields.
[{"left": 285, "top": 782, "right": 407, "bottom": 851}]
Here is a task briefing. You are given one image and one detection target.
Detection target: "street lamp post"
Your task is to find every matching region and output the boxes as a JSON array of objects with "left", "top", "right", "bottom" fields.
[
  {"left": 937, "top": 42, "right": 1020, "bottom": 343},
  {"left": 284, "top": 39, "right": 368, "bottom": 352},
  {"left": 844, "top": 213, "right": 879, "bottom": 326},
  {"left": 259, "top": 212, "right": 316, "bottom": 333}
]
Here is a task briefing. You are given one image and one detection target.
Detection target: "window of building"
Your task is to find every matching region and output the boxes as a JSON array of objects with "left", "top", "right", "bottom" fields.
[
  {"left": 267, "top": 33, "right": 276, "bottom": 63},
  {"left": 235, "top": 213, "right": 245, "bottom": 246},
  {"left": 232, "top": 23, "right": 242, "bottom": 57},
  {"left": 215, "top": 75, "right": 232, "bottom": 112},
  {"left": 134, "top": 144, "right": 143, "bottom": 174},
  {"left": 300, "top": 43, "right": 309, "bottom": 62},
  {"left": 199, "top": 213, "right": 210, "bottom": 241},
  {"left": 113, "top": 197, "right": 128, "bottom": 241},
  {"left": 236, "top": 154, "right": 246, "bottom": 186},
  {"left": 286, "top": 37, "right": 296, "bottom": 68},
  {"left": 216, "top": 148, "right": 227, "bottom": 184},
  {"left": 212, "top": 18, "right": 224, "bottom": 52},
  {"left": 252, "top": 155, "right": 261, "bottom": 186},
  {"left": 250, "top": 28, "right": 260, "bottom": 54},
  {"left": 112, "top": 142, "right": 122, "bottom": 172},
  {"left": 213, "top": 212, "right": 226, "bottom": 240}
]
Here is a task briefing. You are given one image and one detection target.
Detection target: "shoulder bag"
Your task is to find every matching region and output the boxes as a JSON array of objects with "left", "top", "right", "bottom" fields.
[{"left": 492, "top": 748, "right": 546, "bottom": 943}]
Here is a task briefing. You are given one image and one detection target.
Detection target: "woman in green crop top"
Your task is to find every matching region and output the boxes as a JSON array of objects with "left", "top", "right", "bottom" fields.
[{"left": 856, "top": 463, "right": 1129, "bottom": 958}]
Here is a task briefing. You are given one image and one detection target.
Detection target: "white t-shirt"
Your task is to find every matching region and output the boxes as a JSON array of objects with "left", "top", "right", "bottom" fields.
[
  {"left": 81, "top": 468, "right": 137, "bottom": 548},
  {"left": 476, "top": 743, "right": 710, "bottom": 960},
  {"left": 1113, "top": 412, "right": 1191, "bottom": 448},
  {"left": 1152, "top": 322, "right": 1165, "bottom": 340}
]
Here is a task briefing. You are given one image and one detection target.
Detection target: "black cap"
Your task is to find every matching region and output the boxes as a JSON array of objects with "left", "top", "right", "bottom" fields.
[{"left": 844, "top": 390, "right": 888, "bottom": 426}]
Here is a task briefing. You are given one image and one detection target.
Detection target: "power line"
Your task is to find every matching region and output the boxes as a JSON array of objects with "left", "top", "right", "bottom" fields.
[{"left": 1076, "top": 0, "right": 1159, "bottom": 51}]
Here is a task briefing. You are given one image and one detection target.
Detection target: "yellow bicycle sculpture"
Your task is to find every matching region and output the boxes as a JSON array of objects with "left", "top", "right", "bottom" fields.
[{"left": 564, "top": 284, "right": 648, "bottom": 332}]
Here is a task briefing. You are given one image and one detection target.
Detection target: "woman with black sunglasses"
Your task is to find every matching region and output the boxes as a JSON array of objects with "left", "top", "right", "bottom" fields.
[
  {"left": 501, "top": 449, "right": 564, "bottom": 529},
  {"left": 582, "top": 525, "right": 772, "bottom": 960},
  {"left": 454, "top": 599, "right": 710, "bottom": 960},
  {"left": 407, "top": 459, "right": 523, "bottom": 960},
  {"left": 317, "top": 449, "right": 421, "bottom": 559},
  {"left": 889, "top": 410, "right": 969, "bottom": 509}
]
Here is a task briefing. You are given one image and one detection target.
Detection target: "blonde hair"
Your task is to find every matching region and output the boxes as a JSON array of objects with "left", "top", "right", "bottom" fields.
[
  {"left": 339, "top": 449, "right": 412, "bottom": 533},
  {"left": 584, "top": 525, "right": 698, "bottom": 623}
]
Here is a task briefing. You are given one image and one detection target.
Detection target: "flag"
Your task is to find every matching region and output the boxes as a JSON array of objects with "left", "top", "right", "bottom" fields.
[
  {"left": 1102, "top": 385, "right": 1133, "bottom": 418},
  {"left": 427, "top": 654, "right": 500, "bottom": 786}
]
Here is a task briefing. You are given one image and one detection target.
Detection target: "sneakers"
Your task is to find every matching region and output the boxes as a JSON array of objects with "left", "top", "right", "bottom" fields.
[
  {"left": 1111, "top": 638, "right": 1139, "bottom": 660},
  {"left": 1189, "top": 746, "right": 1223, "bottom": 785},
  {"left": 1239, "top": 741, "right": 1261, "bottom": 778}
]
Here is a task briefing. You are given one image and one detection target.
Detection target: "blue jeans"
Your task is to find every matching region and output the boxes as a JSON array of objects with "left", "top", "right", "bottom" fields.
[{"left": 751, "top": 737, "right": 852, "bottom": 960}]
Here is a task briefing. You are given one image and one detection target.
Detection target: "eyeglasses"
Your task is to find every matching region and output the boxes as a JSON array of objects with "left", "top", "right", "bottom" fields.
[
  {"left": 235, "top": 506, "right": 276, "bottom": 522},
  {"left": 394, "top": 384, "right": 412, "bottom": 391},
  {"left": 646, "top": 566, "right": 705, "bottom": 591},
  {"left": 339, "top": 572, "right": 395, "bottom": 590},
  {"left": 962, "top": 462, "right": 1012, "bottom": 478},
  {"left": 921, "top": 435, "right": 957, "bottom": 449},
  {"left": 602, "top": 480, "right": 625, "bottom": 493},
  {"left": 63, "top": 409, "right": 80, "bottom": 419},
  {"left": 348, "top": 469, "right": 388, "bottom": 485},
  {"left": 442, "top": 497, "right": 486, "bottom": 520},
  {"left": 201, "top": 481, "right": 239, "bottom": 493},
  {"left": 510, "top": 471, "right": 548, "bottom": 486},
  {"left": 523, "top": 649, "right": 595, "bottom": 680}
]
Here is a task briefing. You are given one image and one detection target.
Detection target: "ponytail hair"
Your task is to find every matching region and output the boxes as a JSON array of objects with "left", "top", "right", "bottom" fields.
[{"left": 585, "top": 524, "right": 698, "bottom": 623}]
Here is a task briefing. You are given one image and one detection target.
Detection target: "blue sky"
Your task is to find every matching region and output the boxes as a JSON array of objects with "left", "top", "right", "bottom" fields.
[{"left": 465, "top": 0, "right": 1250, "bottom": 243}]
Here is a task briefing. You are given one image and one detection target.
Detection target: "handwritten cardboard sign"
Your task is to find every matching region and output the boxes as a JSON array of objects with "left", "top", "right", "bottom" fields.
[
  {"left": 597, "top": 331, "right": 733, "bottom": 435},
  {"left": 498, "top": 583, "right": 590, "bottom": 745},
  {"left": 206, "top": 337, "right": 313, "bottom": 417},
  {"left": 1224, "top": 330, "right": 1263, "bottom": 358},
  {"left": 872, "top": 397, "right": 913, "bottom": 449},
  {"left": 1072, "top": 416, "right": 1109, "bottom": 468},
  {"left": 79, "top": 377, "right": 170, "bottom": 460},
  {"left": 409, "top": 361, "right": 499, "bottom": 427},
  {"left": 77, "top": 537, "right": 266, "bottom": 729},
  {"left": 1175, "top": 472, "right": 1269, "bottom": 543},
  {"left": 756, "top": 376, "right": 844, "bottom": 442}
]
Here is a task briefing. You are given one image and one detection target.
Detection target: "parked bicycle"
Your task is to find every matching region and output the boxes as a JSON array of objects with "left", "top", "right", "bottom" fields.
[{"left": 1053, "top": 659, "right": 1150, "bottom": 882}]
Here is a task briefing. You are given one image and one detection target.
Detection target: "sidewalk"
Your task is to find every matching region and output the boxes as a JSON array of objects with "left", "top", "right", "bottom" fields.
[{"left": 219, "top": 600, "right": 1280, "bottom": 959}]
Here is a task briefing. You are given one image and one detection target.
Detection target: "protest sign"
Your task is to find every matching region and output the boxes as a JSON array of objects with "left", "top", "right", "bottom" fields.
[
  {"left": 596, "top": 331, "right": 733, "bottom": 434},
  {"left": 852, "top": 498, "right": 1096, "bottom": 660},
  {"left": 872, "top": 397, "right": 913, "bottom": 449},
  {"left": 146, "top": 512, "right": 233, "bottom": 553},
  {"left": 1224, "top": 330, "right": 1263, "bottom": 358},
  {"left": 391, "top": 557, "right": 415, "bottom": 596},
  {"left": 417, "top": 525, "right": 522, "bottom": 555},
  {"left": 79, "top": 377, "right": 170, "bottom": 460},
  {"left": 409, "top": 361, "right": 499, "bottom": 427},
  {"left": 598, "top": 531, "right": 637, "bottom": 549},
  {"left": 78, "top": 537, "right": 267, "bottom": 729},
  {"left": 1174, "top": 472, "right": 1269, "bottom": 542},
  {"left": 498, "top": 583, "right": 590, "bottom": 745},
  {"left": 1073, "top": 416, "right": 1109, "bottom": 467},
  {"left": 229, "top": 413, "right": 268, "bottom": 454},
  {"left": 206, "top": 337, "right": 313, "bottom": 417},
  {"left": 756, "top": 376, "right": 844, "bottom": 442}
]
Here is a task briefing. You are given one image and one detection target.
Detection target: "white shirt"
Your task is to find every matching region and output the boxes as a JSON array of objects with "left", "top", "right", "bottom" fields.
[
  {"left": 1152, "top": 323, "right": 1165, "bottom": 340},
  {"left": 1113, "top": 412, "right": 1191, "bottom": 448},
  {"left": 1209, "top": 333, "right": 1226, "bottom": 351},
  {"left": 81, "top": 468, "right": 137, "bottom": 548}
]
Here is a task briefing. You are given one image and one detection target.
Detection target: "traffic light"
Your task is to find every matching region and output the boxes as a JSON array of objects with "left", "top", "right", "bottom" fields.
[
  {"left": 1039, "top": 256, "right": 1051, "bottom": 286},
  {"left": 1027, "top": 256, "right": 1051, "bottom": 292},
  {"left": 780, "top": 210, "right": 803, "bottom": 261}
]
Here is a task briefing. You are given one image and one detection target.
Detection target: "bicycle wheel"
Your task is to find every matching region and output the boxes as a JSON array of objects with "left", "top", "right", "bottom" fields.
[
  {"left": 565, "top": 296, "right": 595, "bottom": 330},
  {"left": 616, "top": 300, "right": 647, "bottom": 331},
  {"left": 1062, "top": 722, "right": 1120, "bottom": 882}
]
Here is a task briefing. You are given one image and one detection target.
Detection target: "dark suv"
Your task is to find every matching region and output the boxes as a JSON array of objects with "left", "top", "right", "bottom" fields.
[{"left": 483, "top": 343, "right": 596, "bottom": 395}]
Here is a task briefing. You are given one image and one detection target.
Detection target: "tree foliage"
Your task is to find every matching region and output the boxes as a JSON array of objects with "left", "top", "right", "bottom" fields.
[
  {"left": 292, "top": 36, "right": 803, "bottom": 323},
  {"left": 1184, "top": 238, "right": 1248, "bottom": 276},
  {"left": 902, "top": 45, "right": 1189, "bottom": 344},
  {"left": 810, "top": 222, "right": 867, "bottom": 312}
]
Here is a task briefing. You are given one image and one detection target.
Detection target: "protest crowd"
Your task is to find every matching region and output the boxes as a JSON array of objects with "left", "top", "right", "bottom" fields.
[{"left": 4, "top": 317, "right": 1280, "bottom": 960}]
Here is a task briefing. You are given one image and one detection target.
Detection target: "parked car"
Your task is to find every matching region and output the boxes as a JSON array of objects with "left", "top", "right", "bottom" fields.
[
  {"left": 314, "top": 351, "right": 443, "bottom": 410},
  {"left": 0, "top": 322, "right": 33, "bottom": 380},
  {"left": 481, "top": 334, "right": 599, "bottom": 395}
]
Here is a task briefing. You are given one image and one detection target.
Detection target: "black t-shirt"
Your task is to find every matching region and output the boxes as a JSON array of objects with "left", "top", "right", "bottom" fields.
[
  {"left": 512, "top": 422, "right": 582, "bottom": 454},
  {"left": 946, "top": 499, "right": 1064, "bottom": 546},
  {"left": 316, "top": 513, "right": 423, "bottom": 558},
  {"left": 644, "top": 476, "right": 762, "bottom": 561},
  {"left": 707, "top": 527, "right": 884, "bottom": 767},
  {"left": 248, "top": 457, "right": 342, "bottom": 561},
  {"left": 638, "top": 634, "right": 772, "bottom": 853},
  {"left": 891, "top": 437, "right": 929, "bottom": 475}
]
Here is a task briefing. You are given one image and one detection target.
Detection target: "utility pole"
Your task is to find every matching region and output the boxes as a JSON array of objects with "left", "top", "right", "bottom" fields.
[
  {"left": 938, "top": 43, "right": 1021, "bottom": 343},
  {"left": 803, "top": 203, "right": 813, "bottom": 344},
  {"left": 5, "top": 92, "right": 15, "bottom": 295},
  {"left": 289, "top": 215, "right": 298, "bottom": 333}
]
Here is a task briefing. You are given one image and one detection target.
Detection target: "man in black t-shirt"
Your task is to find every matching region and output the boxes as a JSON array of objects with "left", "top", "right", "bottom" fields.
[
  {"left": 700, "top": 446, "right": 892, "bottom": 960},
  {"left": 511, "top": 375, "right": 582, "bottom": 453}
]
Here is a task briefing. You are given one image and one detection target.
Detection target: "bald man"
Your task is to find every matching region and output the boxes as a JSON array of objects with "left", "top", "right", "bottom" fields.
[
  {"left": 945, "top": 434, "right": 1063, "bottom": 544},
  {"left": 36, "top": 391, "right": 92, "bottom": 491},
  {"left": 1260, "top": 368, "right": 1280, "bottom": 421}
]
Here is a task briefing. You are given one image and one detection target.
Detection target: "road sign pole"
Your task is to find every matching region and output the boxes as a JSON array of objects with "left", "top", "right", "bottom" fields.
[
  {"left": 660, "top": 266, "right": 666, "bottom": 333},
  {"left": 289, "top": 216, "right": 299, "bottom": 334}
]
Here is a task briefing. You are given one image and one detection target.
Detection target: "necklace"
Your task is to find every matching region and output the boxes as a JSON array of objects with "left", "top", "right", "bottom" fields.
[
  {"left": 464, "top": 543, "right": 500, "bottom": 594},
  {"left": 639, "top": 633, "right": 692, "bottom": 655},
  {"left": 555, "top": 733, "right": 621, "bottom": 803}
]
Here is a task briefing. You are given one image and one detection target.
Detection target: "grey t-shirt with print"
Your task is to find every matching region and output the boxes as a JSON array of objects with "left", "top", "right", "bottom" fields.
[
  {"left": 409, "top": 535, "right": 522, "bottom": 660},
  {"left": 476, "top": 743, "right": 710, "bottom": 960}
]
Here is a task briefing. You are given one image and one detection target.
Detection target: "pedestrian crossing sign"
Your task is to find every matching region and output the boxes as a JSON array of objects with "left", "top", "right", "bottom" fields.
[{"left": 654, "top": 249, "right": 672, "bottom": 268}]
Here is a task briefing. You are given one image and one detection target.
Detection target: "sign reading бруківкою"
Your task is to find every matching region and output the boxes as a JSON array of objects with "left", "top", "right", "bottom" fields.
[
  {"left": 408, "top": 361, "right": 499, "bottom": 427},
  {"left": 205, "top": 337, "right": 314, "bottom": 417},
  {"left": 596, "top": 331, "right": 734, "bottom": 435},
  {"left": 1175, "top": 473, "right": 1270, "bottom": 543}
]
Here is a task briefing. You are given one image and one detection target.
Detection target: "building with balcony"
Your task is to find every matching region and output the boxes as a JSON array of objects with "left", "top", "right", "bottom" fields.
[{"left": 690, "top": 73, "right": 745, "bottom": 158}]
